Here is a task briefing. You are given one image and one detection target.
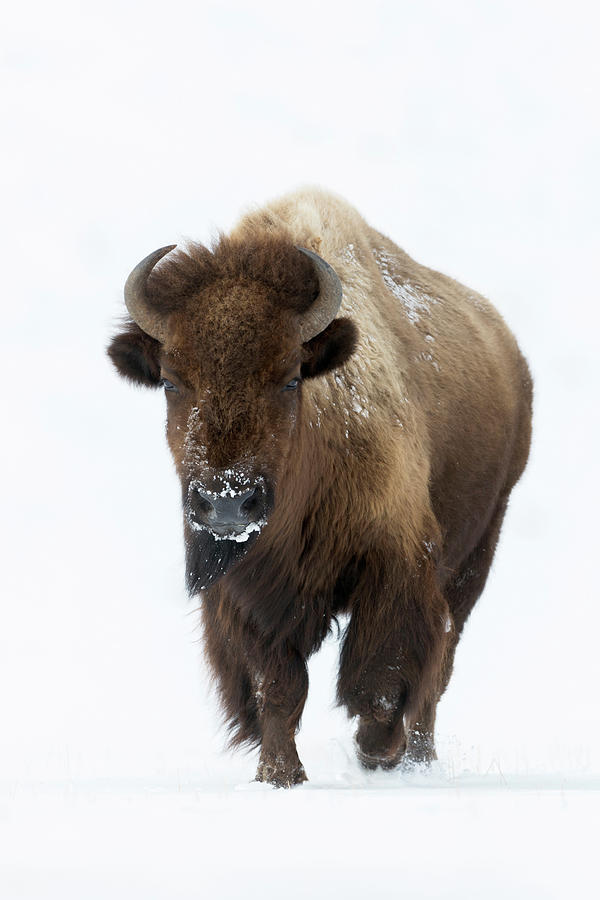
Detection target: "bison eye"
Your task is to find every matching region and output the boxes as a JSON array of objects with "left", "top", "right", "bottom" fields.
[
  {"left": 160, "top": 378, "right": 178, "bottom": 392},
  {"left": 283, "top": 377, "right": 301, "bottom": 392}
]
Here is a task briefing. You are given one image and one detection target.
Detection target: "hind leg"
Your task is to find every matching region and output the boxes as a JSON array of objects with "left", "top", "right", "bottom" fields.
[
  {"left": 446, "top": 494, "right": 509, "bottom": 634},
  {"left": 405, "top": 495, "right": 510, "bottom": 765},
  {"left": 404, "top": 635, "right": 456, "bottom": 765}
]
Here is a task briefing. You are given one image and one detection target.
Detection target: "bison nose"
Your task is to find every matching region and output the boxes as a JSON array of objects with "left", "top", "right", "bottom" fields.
[{"left": 190, "top": 485, "right": 265, "bottom": 535}]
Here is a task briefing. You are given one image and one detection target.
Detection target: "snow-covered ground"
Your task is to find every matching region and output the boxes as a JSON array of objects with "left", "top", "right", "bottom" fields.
[
  {"left": 2, "top": 1, "right": 599, "bottom": 896},
  {"left": 4, "top": 769, "right": 599, "bottom": 899}
]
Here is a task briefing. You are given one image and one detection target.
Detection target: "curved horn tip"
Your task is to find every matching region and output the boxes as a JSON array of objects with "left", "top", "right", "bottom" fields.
[
  {"left": 123, "top": 244, "right": 178, "bottom": 342},
  {"left": 295, "top": 245, "right": 343, "bottom": 342},
  {"left": 139, "top": 243, "right": 177, "bottom": 265}
]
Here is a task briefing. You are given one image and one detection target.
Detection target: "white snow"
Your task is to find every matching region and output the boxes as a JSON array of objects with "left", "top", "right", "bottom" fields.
[
  {"left": 2, "top": 1, "right": 600, "bottom": 897},
  {"left": 189, "top": 472, "right": 257, "bottom": 500},
  {"left": 341, "top": 242, "right": 358, "bottom": 264},
  {"left": 189, "top": 517, "right": 266, "bottom": 542},
  {"left": 416, "top": 349, "right": 440, "bottom": 370},
  {"left": 373, "top": 248, "right": 439, "bottom": 324},
  {"left": 333, "top": 373, "right": 371, "bottom": 419},
  {"left": 375, "top": 696, "right": 395, "bottom": 711}
]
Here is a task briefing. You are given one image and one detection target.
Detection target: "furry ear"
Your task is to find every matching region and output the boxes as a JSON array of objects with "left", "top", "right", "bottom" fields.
[
  {"left": 107, "top": 322, "right": 162, "bottom": 388},
  {"left": 301, "top": 317, "right": 358, "bottom": 380}
]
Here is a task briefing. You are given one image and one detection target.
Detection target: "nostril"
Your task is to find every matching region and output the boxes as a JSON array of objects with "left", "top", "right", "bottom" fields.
[
  {"left": 192, "top": 490, "right": 215, "bottom": 517},
  {"left": 240, "top": 486, "right": 263, "bottom": 515},
  {"left": 197, "top": 496, "right": 213, "bottom": 514}
]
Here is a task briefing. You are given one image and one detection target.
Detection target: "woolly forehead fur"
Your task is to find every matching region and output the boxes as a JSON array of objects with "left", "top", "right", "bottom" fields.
[
  {"left": 144, "top": 233, "right": 319, "bottom": 381},
  {"left": 145, "top": 232, "right": 319, "bottom": 317}
]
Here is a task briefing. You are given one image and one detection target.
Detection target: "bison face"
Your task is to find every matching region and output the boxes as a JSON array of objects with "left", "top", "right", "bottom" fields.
[
  {"left": 108, "top": 236, "right": 357, "bottom": 590},
  {"left": 157, "top": 302, "right": 305, "bottom": 589}
]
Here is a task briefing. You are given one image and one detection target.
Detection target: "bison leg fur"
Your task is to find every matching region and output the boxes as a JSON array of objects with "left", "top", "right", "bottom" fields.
[
  {"left": 402, "top": 635, "right": 456, "bottom": 767},
  {"left": 253, "top": 645, "right": 309, "bottom": 788},
  {"left": 337, "top": 558, "right": 450, "bottom": 771},
  {"left": 202, "top": 600, "right": 308, "bottom": 787},
  {"left": 403, "top": 700, "right": 440, "bottom": 767},
  {"left": 404, "top": 496, "right": 511, "bottom": 767}
]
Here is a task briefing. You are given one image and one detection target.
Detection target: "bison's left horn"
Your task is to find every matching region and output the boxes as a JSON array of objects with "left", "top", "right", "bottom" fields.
[
  {"left": 296, "top": 247, "right": 343, "bottom": 342},
  {"left": 124, "top": 244, "right": 177, "bottom": 343}
]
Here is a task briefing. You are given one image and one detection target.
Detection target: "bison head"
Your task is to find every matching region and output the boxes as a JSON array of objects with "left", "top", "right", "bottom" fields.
[{"left": 108, "top": 235, "right": 357, "bottom": 590}]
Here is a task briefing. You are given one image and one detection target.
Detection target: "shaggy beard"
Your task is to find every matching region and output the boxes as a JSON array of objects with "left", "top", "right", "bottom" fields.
[{"left": 185, "top": 528, "right": 259, "bottom": 593}]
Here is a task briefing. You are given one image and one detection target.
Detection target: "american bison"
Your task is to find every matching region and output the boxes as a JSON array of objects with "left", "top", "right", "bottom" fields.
[{"left": 108, "top": 188, "right": 532, "bottom": 787}]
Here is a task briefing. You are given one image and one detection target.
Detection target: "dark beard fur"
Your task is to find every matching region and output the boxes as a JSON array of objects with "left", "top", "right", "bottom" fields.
[{"left": 185, "top": 527, "right": 260, "bottom": 593}]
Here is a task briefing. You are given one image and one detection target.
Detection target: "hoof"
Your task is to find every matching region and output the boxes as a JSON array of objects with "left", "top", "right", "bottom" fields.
[
  {"left": 354, "top": 723, "right": 407, "bottom": 772},
  {"left": 355, "top": 744, "right": 405, "bottom": 772},
  {"left": 255, "top": 758, "right": 308, "bottom": 789}
]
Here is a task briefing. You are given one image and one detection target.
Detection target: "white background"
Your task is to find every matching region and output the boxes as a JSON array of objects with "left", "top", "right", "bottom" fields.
[{"left": 1, "top": 1, "right": 599, "bottom": 897}]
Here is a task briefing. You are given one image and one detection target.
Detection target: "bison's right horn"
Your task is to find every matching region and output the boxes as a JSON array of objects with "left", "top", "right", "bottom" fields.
[
  {"left": 124, "top": 244, "right": 176, "bottom": 343},
  {"left": 296, "top": 247, "right": 343, "bottom": 342}
]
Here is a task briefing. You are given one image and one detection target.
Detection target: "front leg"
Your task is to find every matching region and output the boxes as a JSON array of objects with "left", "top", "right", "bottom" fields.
[
  {"left": 337, "top": 550, "right": 450, "bottom": 771},
  {"left": 342, "top": 642, "right": 411, "bottom": 771},
  {"left": 201, "top": 595, "right": 308, "bottom": 786},
  {"left": 253, "top": 643, "right": 309, "bottom": 788}
]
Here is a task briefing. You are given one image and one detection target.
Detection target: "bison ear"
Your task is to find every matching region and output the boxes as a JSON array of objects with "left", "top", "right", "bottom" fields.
[
  {"left": 301, "top": 317, "right": 358, "bottom": 380},
  {"left": 106, "top": 322, "right": 162, "bottom": 388}
]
